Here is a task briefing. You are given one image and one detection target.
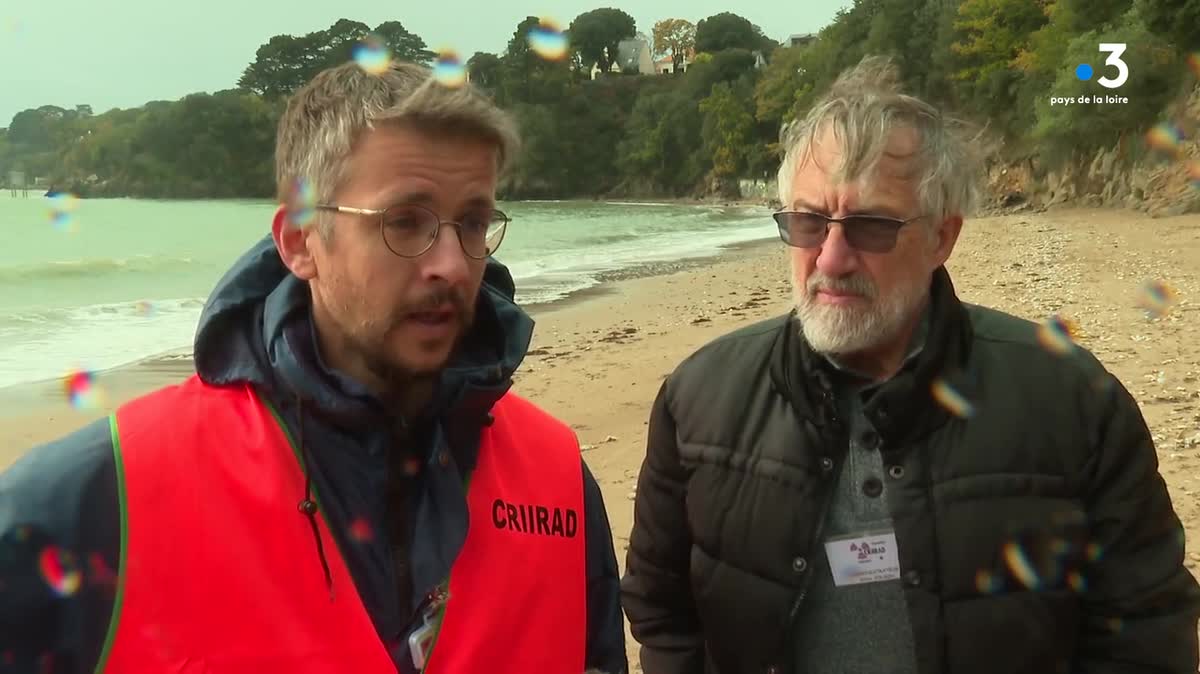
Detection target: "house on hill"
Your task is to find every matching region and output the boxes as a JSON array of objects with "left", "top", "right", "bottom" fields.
[
  {"left": 591, "top": 34, "right": 656, "bottom": 78},
  {"left": 788, "top": 33, "right": 816, "bottom": 48}
]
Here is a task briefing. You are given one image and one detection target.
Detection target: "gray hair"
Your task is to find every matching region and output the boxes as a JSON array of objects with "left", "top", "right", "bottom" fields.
[
  {"left": 275, "top": 60, "right": 521, "bottom": 235},
  {"left": 776, "top": 56, "right": 983, "bottom": 220}
]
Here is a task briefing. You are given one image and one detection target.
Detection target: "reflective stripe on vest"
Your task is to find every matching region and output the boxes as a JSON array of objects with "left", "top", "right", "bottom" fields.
[{"left": 99, "top": 375, "right": 587, "bottom": 674}]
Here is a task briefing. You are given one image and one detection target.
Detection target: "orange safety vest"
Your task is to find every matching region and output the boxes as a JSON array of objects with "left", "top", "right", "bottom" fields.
[{"left": 98, "top": 375, "right": 587, "bottom": 673}]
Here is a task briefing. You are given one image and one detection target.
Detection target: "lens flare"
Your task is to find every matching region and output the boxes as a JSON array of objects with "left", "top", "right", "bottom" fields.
[
  {"left": 1187, "top": 52, "right": 1200, "bottom": 80},
  {"left": 403, "top": 455, "right": 422, "bottom": 476},
  {"left": 433, "top": 49, "right": 467, "bottom": 88},
  {"left": 38, "top": 547, "right": 82, "bottom": 597},
  {"left": 353, "top": 34, "right": 392, "bottom": 75},
  {"left": 930, "top": 378, "right": 975, "bottom": 418},
  {"left": 1145, "top": 122, "right": 1185, "bottom": 160},
  {"left": 1036, "top": 315, "right": 1079, "bottom": 355},
  {"left": 1186, "top": 159, "right": 1200, "bottom": 190},
  {"left": 1136, "top": 279, "right": 1178, "bottom": 319},
  {"left": 284, "top": 178, "right": 316, "bottom": 229},
  {"left": 974, "top": 568, "right": 1002, "bottom": 594},
  {"left": 349, "top": 517, "right": 374, "bottom": 543},
  {"left": 1003, "top": 541, "right": 1041, "bottom": 590},
  {"left": 528, "top": 18, "right": 568, "bottom": 61},
  {"left": 47, "top": 192, "right": 80, "bottom": 232},
  {"left": 62, "top": 369, "right": 104, "bottom": 409},
  {"left": 1066, "top": 570, "right": 1087, "bottom": 593}
]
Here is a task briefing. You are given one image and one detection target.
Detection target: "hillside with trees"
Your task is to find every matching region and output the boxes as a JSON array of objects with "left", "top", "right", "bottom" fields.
[{"left": 0, "top": 0, "right": 1196, "bottom": 205}]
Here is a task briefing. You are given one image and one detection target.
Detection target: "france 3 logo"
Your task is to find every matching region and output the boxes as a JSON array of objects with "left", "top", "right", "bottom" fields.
[
  {"left": 1074, "top": 43, "right": 1129, "bottom": 89},
  {"left": 1050, "top": 43, "right": 1130, "bottom": 106}
]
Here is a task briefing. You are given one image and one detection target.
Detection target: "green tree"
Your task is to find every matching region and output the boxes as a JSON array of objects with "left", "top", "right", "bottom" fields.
[
  {"left": 950, "top": 0, "right": 1049, "bottom": 135},
  {"left": 652, "top": 18, "right": 696, "bottom": 72},
  {"left": 617, "top": 88, "right": 708, "bottom": 195},
  {"left": 498, "top": 16, "right": 575, "bottom": 106},
  {"left": 320, "top": 19, "right": 373, "bottom": 67},
  {"left": 568, "top": 8, "right": 637, "bottom": 75},
  {"left": 755, "top": 46, "right": 811, "bottom": 127},
  {"left": 467, "top": 52, "right": 502, "bottom": 91},
  {"left": 700, "top": 78, "right": 757, "bottom": 192},
  {"left": 1139, "top": 0, "right": 1200, "bottom": 49},
  {"left": 373, "top": 20, "right": 435, "bottom": 64},
  {"left": 695, "top": 12, "right": 775, "bottom": 55},
  {"left": 1032, "top": 14, "right": 1183, "bottom": 164},
  {"left": 237, "top": 33, "right": 324, "bottom": 97}
]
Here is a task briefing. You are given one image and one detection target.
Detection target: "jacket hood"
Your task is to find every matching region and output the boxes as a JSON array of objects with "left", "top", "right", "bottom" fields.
[{"left": 192, "top": 234, "right": 534, "bottom": 425}]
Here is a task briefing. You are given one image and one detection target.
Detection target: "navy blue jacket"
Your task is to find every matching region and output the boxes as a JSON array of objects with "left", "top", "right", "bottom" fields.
[{"left": 0, "top": 235, "right": 627, "bottom": 674}]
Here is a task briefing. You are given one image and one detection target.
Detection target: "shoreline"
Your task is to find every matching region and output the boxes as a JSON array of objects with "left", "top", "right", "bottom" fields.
[{"left": 0, "top": 235, "right": 780, "bottom": 418}]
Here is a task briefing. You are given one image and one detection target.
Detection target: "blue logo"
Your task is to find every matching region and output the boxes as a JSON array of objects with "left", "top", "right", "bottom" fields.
[{"left": 1075, "top": 63, "right": 1094, "bottom": 81}]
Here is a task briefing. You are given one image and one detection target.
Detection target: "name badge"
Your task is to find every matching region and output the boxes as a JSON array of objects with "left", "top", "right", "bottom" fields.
[{"left": 824, "top": 531, "right": 901, "bottom": 586}]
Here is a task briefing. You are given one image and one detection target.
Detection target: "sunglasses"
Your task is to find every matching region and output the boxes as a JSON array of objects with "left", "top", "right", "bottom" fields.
[{"left": 773, "top": 211, "right": 926, "bottom": 253}]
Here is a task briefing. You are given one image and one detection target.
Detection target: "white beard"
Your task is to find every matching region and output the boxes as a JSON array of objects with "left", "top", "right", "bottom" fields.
[{"left": 793, "top": 269, "right": 929, "bottom": 355}]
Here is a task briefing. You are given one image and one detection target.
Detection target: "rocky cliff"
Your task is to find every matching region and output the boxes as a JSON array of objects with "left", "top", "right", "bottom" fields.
[{"left": 987, "top": 82, "right": 1200, "bottom": 217}]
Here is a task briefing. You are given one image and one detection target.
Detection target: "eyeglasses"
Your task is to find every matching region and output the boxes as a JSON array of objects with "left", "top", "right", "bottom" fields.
[
  {"left": 314, "top": 203, "right": 509, "bottom": 259},
  {"left": 772, "top": 211, "right": 925, "bottom": 254}
]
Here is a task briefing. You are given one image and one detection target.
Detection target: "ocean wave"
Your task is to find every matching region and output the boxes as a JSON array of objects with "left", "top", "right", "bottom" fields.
[
  {"left": 0, "top": 297, "right": 206, "bottom": 329},
  {"left": 0, "top": 298, "right": 204, "bottom": 388},
  {"left": 0, "top": 255, "right": 200, "bottom": 282}
]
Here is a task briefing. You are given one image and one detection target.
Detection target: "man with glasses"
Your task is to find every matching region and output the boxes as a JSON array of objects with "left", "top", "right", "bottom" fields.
[
  {"left": 0, "top": 61, "right": 627, "bottom": 674},
  {"left": 621, "top": 56, "right": 1199, "bottom": 674}
]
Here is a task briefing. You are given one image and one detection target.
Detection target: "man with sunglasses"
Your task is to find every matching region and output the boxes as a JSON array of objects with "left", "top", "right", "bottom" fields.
[
  {"left": 0, "top": 62, "right": 627, "bottom": 673},
  {"left": 621, "top": 56, "right": 1199, "bottom": 674}
]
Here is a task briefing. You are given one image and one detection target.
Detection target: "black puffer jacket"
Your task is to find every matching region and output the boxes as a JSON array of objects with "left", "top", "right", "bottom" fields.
[{"left": 621, "top": 267, "right": 1200, "bottom": 674}]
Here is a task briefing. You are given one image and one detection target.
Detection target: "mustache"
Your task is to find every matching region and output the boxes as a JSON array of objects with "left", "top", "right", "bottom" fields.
[
  {"left": 806, "top": 272, "right": 877, "bottom": 299},
  {"left": 400, "top": 286, "right": 474, "bottom": 322}
]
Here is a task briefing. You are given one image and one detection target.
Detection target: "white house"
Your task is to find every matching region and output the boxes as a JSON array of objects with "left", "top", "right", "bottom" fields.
[{"left": 590, "top": 34, "right": 656, "bottom": 79}]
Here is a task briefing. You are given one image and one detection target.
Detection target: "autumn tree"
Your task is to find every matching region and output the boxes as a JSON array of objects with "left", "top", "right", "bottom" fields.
[{"left": 652, "top": 18, "right": 696, "bottom": 72}]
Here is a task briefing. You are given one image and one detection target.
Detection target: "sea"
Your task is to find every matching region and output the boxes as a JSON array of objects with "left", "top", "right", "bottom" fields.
[{"left": 0, "top": 194, "right": 775, "bottom": 389}]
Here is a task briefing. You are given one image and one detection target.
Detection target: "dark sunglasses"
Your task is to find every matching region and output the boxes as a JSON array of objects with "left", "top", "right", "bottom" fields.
[{"left": 773, "top": 211, "right": 926, "bottom": 253}]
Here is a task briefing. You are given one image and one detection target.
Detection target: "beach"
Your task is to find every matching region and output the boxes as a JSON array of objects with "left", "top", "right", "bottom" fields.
[{"left": 2, "top": 206, "right": 1200, "bottom": 661}]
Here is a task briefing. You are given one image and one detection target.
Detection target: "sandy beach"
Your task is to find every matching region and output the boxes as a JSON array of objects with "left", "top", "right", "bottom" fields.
[{"left": 2, "top": 206, "right": 1199, "bottom": 662}]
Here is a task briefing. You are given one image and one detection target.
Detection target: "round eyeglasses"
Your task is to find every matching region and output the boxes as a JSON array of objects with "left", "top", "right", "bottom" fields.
[{"left": 315, "top": 203, "right": 509, "bottom": 259}]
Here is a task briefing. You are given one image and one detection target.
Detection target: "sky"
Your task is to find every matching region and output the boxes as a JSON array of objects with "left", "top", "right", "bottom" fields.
[{"left": 0, "top": 0, "right": 852, "bottom": 126}]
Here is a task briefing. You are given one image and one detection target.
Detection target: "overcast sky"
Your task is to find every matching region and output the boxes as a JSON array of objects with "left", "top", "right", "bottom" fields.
[{"left": 0, "top": 1, "right": 851, "bottom": 126}]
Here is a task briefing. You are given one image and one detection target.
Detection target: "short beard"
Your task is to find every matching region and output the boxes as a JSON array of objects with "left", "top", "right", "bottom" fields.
[
  {"left": 320, "top": 282, "right": 475, "bottom": 389},
  {"left": 793, "top": 269, "right": 928, "bottom": 355}
]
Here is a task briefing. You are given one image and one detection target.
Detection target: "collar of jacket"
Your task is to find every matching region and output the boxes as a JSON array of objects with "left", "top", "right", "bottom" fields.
[{"left": 769, "top": 265, "right": 974, "bottom": 447}]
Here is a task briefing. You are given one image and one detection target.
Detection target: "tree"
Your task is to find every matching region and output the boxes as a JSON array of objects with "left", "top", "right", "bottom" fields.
[
  {"left": 320, "top": 19, "right": 373, "bottom": 67},
  {"left": 467, "top": 52, "right": 503, "bottom": 91},
  {"left": 754, "top": 46, "right": 810, "bottom": 126},
  {"left": 1032, "top": 15, "right": 1183, "bottom": 164},
  {"left": 238, "top": 33, "right": 325, "bottom": 97},
  {"left": 498, "top": 16, "right": 575, "bottom": 106},
  {"left": 700, "top": 79, "right": 757, "bottom": 192},
  {"left": 652, "top": 18, "right": 696, "bottom": 72},
  {"left": 238, "top": 19, "right": 434, "bottom": 97},
  {"left": 694, "top": 12, "right": 773, "bottom": 55},
  {"left": 568, "top": 8, "right": 637, "bottom": 75},
  {"left": 1139, "top": 0, "right": 1200, "bottom": 49},
  {"left": 373, "top": 20, "right": 435, "bottom": 64},
  {"left": 950, "top": 0, "right": 1050, "bottom": 135}
]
